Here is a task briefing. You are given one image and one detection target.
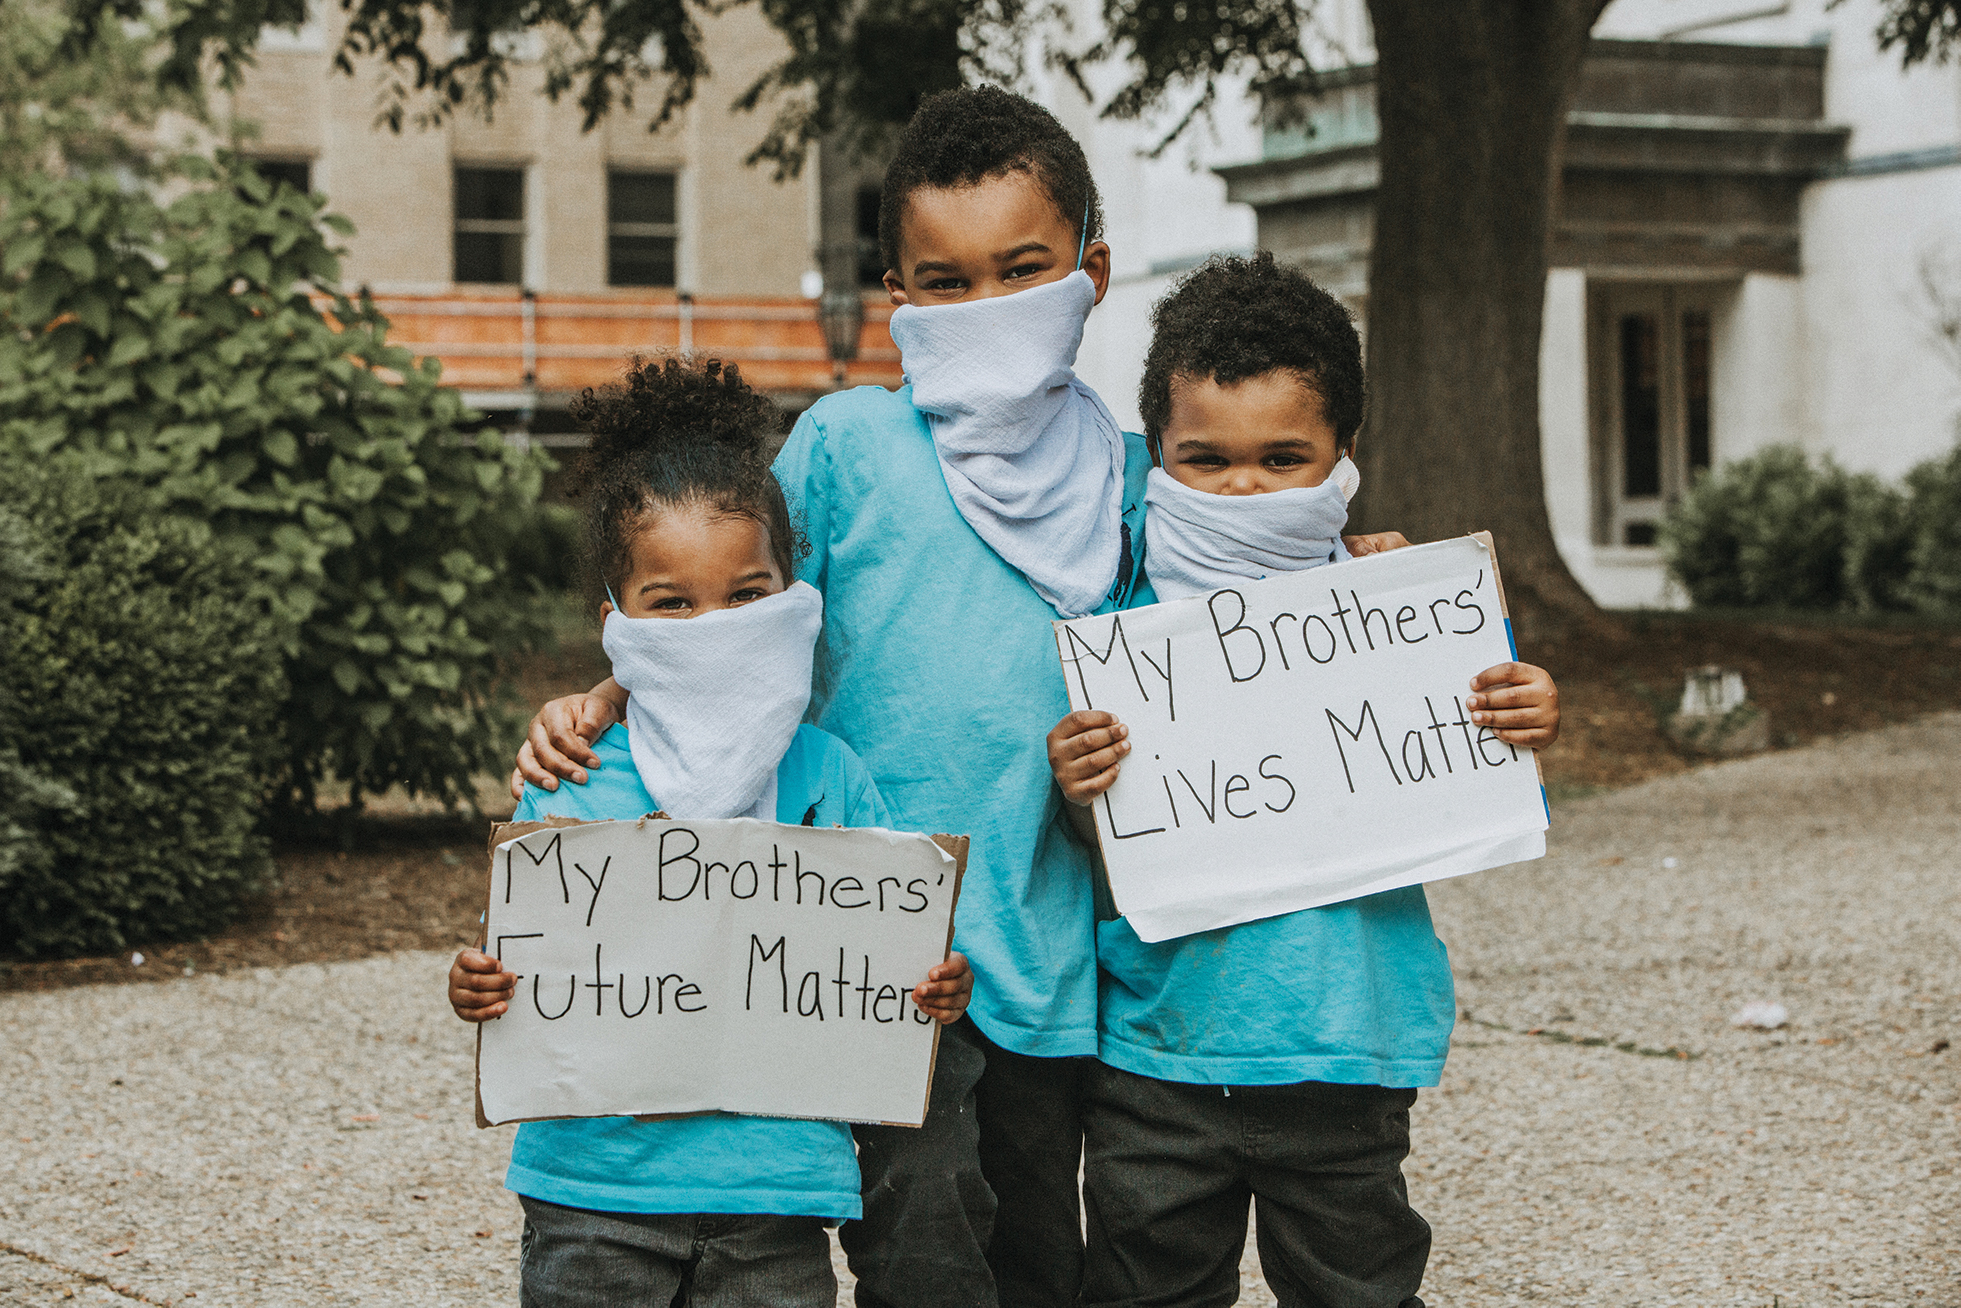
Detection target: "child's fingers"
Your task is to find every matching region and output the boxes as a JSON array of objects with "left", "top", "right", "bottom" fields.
[
  {"left": 1493, "top": 726, "right": 1558, "bottom": 749},
  {"left": 453, "top": 997, "right": 511, "bottom": 1022},
  {"left": 1469, "top": 661, "right": 1531, "bottom": 692},
  {"left": 1061, "top": 760, "right": 1123, "bottom": 805},
  {"left": 1047, "top": 712, "right": 1126, "bottom": 761}
]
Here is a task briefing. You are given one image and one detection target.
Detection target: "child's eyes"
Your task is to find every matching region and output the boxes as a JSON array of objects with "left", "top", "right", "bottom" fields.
[
  {"left": 1264, "top": 454, "right": 1305, "bottom": 468},
  {"left": 652, "top": 596, "right": 690, "bottom": 611},
  {"left": 922, "top": 277, "right": 966, "bottom": 292},
  {"left": 730, "top": 589, "right": 768, "bottom": 604},
  {"left": 1004, "top": 263, "right": 1046, "bottom": 281}
]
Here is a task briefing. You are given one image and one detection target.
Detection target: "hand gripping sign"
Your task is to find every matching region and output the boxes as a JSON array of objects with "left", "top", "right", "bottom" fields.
[
  {"left": 476, "top": 816, "right": 965, "bottom": 1128},
  {"left": 1053, "top": 534, "right": 1547, "bottom": 943}
]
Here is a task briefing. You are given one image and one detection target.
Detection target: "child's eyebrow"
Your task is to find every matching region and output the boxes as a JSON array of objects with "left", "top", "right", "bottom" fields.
[{"left": 992, "top": 241, "right": 1052, "bottom": 262}]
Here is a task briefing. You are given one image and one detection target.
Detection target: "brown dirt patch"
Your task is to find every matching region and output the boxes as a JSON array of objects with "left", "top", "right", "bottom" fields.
[
  {"left": 5, "top": 613, "right": 1958, "bottom": 994},
  {"left": 1527, "top": 610, "right": 1961, "bottom": 797}
]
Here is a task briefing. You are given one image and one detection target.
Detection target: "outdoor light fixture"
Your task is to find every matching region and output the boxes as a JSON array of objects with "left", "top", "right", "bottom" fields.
[{"left": 818, "top": 287, "right": 864, "bottom": 388}]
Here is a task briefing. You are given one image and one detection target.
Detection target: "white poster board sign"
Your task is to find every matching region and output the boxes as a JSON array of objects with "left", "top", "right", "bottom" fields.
[
  {"left": 1053, "top": 534, "right": 1546, "bottom": 943},
  {"left": 476, "top": 817, "right": 964, "bottom": 1128}
]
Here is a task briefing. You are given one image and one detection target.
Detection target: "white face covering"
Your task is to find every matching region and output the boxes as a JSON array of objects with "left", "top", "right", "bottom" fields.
[
  {"left": 600, "top": 581, "right": 824, "bottom": 820},
  {"left": 888, "top": 270, "right": 1127, "bottom": 619},
  {"left": 1143, "top": 457, "right": 1361, "bottom": 603}
]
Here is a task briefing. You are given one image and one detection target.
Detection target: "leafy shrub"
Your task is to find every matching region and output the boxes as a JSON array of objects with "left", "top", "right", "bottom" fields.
[
  {"left": 1902, "top": 444, "right": 1961, "bottom": 616},
  {"left": 1661, "top": 446, "right": 1865, "bottom": 609},
  {"left": 1662, "top": 442, "right": 1961, "bottom": 616},
  {"left": 0, "top": 460, "right": 285, "bottom": 958},
  {"left": 0, "top": 155, "right": 557, "bottom": 809}
]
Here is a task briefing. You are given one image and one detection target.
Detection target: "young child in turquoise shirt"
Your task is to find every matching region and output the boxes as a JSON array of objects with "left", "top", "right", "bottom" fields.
[
  {"left": 448, "top": 356, "right": 971, "bottom": 1308},
  {"left": 1048, "top": 255, "right": 1562, "bottom": 1308}
]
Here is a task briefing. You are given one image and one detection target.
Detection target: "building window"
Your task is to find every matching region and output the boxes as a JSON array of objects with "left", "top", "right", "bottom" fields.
[
  {"left": 247, "top": 158, "right": 311, "bottom": 195},
  {"left": 1591, "top": 285, "right": 1718, "bottom": 548},
  {"left": 607, "top": 171, "right": 678, "bottom": 287},
  {"left": 455, "top": 166, "right": 526, "bottom": 285}
]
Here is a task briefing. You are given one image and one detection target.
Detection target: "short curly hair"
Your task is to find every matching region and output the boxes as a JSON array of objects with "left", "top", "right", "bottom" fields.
[
  {"left": 878, "top": 85, "right": 1103, "bottom": 279},
  {"left": 570, "top": 356, "right": 797, "bottom": 602},
  {"left": 1138, "top": 253, "right": 1366, "bottom": 451}
]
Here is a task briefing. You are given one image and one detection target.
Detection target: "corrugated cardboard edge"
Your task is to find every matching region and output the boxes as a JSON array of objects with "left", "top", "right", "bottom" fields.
[
  {"left": 473, "top": 818, "right": 969, "bottom": 1132},
  {"left": 1466, "top": 531, "right": 1548, "bottom": 793}
]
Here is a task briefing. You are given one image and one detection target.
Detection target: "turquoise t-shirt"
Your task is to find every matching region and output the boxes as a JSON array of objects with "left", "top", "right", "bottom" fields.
[
  {"left": 501, "top": 722, "right": 886, "bottom": 1218},
  {"left": 773, "top": 385, "right": 1156, "bottom": 1058},
  {"left": 1094, "top": 890, "right": 1457, "bottom": 1089}
]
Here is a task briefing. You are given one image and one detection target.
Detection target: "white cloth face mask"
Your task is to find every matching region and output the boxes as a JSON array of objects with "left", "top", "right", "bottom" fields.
[
  {"left": 1143, "top": 456, "right": 1360, "bottom": 603},
  {"left": 888, "top": 270, "right": 1128, "bottom": 619},
  {"left": 600, "top": 581, "right": 824, "bottom": 820}
]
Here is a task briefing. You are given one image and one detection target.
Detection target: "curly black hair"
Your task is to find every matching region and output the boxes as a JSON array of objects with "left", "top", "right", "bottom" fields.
[
  {"left": 877, "top": 85, "right": 1103, "bottom": 280},
  {"left": 1138, "top": 253, "right": 1366, "bottom": 452},
  {"left": 570, "top": 356, "right": 798, "bottom": 603}
]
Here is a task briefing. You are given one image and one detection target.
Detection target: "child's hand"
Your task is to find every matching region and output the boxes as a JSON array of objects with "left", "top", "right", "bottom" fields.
[
  {"left": 1466, "top": 663, "right": 1560, "bottom": 749},
  {"left": 1047, "top": 710, "right": 1130, "bottom": 806},
  {"left": 450, "top": 948, "right": 518, "bottom": 1022},
  {"left": 1344, "top": 531, "right": 1412, "bottom": 556},
  {"left": 511, "top": 681, "right": 628, "bottom": 798},
  {"left": 912, "top": 951, "right": 974, "bottom": 1025}
]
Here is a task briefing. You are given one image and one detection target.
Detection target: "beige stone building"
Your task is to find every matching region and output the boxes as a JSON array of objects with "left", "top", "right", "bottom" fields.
[{"left": 217, "top": 6, "right": 899, "bottom": 423}]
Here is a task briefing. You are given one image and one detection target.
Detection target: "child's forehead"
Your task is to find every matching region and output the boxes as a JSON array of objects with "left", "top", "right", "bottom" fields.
[{"left": 898, "top": 170, "right": 1073, "bottom": 246}]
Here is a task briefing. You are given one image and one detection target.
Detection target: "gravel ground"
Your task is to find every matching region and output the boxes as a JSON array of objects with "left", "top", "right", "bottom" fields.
[{"left": 3, "top": 714, "right": 1957, "bottom": 1306}]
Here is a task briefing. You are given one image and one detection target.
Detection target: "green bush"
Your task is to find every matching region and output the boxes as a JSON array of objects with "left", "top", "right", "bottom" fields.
[
  {"left": 1661, "top": 446, "right": 1857, "bottom": 609},
  {"left": 0, "top": 155, "right": 557, "bottom": 810},
  {"left": 1902, "top": 445, "right": 1961, "bottom": 616},
  {"left": 0, "top": 460, "right": 285, "bottom": 958},
  {"left": 1662, "top": 442, "right": 1961, "bottom": 617}
]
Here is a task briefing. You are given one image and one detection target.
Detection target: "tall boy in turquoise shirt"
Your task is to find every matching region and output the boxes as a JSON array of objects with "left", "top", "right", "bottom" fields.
[{"left": 513, "top": 91, "right": 1397, "bottom": 1308}]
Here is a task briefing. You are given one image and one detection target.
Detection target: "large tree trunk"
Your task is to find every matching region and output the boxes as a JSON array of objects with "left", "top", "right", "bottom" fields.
[{"left": 1357, "top": 0, "right": 1611, "bottom": 634}]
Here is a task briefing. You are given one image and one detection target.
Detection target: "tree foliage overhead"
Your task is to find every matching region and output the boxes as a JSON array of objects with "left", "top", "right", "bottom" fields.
[{"left": 63, "top": 0, "right": 1961, "bottom": 178}]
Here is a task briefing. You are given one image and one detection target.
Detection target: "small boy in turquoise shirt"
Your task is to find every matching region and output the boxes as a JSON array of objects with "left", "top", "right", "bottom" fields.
[{"left": 1048, "top": 255, "right": 1562, "bottom": 1308}]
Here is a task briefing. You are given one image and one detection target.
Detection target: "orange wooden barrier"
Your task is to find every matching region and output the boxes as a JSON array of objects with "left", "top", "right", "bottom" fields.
[{"left": 346, "top": 290, "right": 904, "bottom": 396}]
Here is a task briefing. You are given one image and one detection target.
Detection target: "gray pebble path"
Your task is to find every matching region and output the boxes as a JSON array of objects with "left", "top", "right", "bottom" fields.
[{"left": 3, "top": 714, "right": 1956, "bottom": 1306}]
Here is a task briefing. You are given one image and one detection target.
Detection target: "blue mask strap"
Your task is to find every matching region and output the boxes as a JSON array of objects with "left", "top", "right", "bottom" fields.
[
  {"left": 1076, "top": 200, "right": 1090, "bottom": 270},
  {"left": 605, "top": 585, "right": 622, "bottom": 612}
]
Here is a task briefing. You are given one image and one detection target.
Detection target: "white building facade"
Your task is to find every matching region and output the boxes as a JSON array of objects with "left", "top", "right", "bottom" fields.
[{"left": 1053, "top": 0, "right": 1961, "bottom": 608}]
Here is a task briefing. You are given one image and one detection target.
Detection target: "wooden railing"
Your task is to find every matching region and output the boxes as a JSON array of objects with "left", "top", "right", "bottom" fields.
[{"left": 357, "top": 290, "right": 904, "bottom": 397}]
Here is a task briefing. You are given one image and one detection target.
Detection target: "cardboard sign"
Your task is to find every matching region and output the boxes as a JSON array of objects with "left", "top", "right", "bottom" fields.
[
  {"left": 1053, "top": 534, "right": 1546, "bottom": 943},
  {"left": 475, "top": 817, "right": 966, "bottom": 1128}
]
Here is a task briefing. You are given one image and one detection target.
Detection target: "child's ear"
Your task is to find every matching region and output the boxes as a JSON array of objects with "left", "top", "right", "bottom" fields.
[
  {"left": 883, "top": 269, "right": 910, "bottom": 307},
  {"left": 1083, "top": 243, "right": 1112, "bottom": 305}
]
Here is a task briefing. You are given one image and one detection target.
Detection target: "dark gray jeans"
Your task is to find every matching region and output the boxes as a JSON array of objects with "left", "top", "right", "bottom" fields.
[
  {"left": 517, "top": 1196, "right": 836, "bottom": 1308},
  {"left": 842, "top": 1017, "right": 1092, "bottom": 1308},
  {"left": 1081, "top": 1064, "right": 1431, "bottom": 1308}
]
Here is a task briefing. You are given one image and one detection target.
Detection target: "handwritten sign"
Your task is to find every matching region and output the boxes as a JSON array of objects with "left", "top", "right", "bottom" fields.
[
  {"left": 476, "top": 817, "right": 964, "bottom": 1128},
  {"left": 1053, "top": 534, "right": 1546, "bottom": 943}
]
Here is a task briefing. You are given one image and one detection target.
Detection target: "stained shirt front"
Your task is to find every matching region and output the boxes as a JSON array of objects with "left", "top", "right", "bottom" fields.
[{"left": 501, "top": 723, "right": 884, "bottom": 1218}]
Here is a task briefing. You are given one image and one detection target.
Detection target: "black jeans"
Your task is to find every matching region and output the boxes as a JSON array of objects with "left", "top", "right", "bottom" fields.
[
  {"left": 517, "top": 1196, "right": 834, "bottom": 1308},
  {"left": 1081, "top": 1063, "right": 1431, "bottom": 1308},
  {"left": 842, "top": 1018, "right": 1092, "bottom": 1308}
]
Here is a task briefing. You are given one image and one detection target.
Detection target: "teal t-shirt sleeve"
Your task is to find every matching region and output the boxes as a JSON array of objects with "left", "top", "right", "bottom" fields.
[
  {"left": 843, "top": 744, "right": 891, "bottom": 829},
  {"left": 773, "top": 409, "right": 832, "bottom": 594}
]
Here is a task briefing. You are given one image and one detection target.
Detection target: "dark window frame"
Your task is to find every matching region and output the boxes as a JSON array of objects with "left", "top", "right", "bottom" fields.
[
  {"left": 454, "top": 165, "right": 528, "bottom": 286},
  {"left": 606, "top": 169, "right": 680, "bottom": 288}
]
